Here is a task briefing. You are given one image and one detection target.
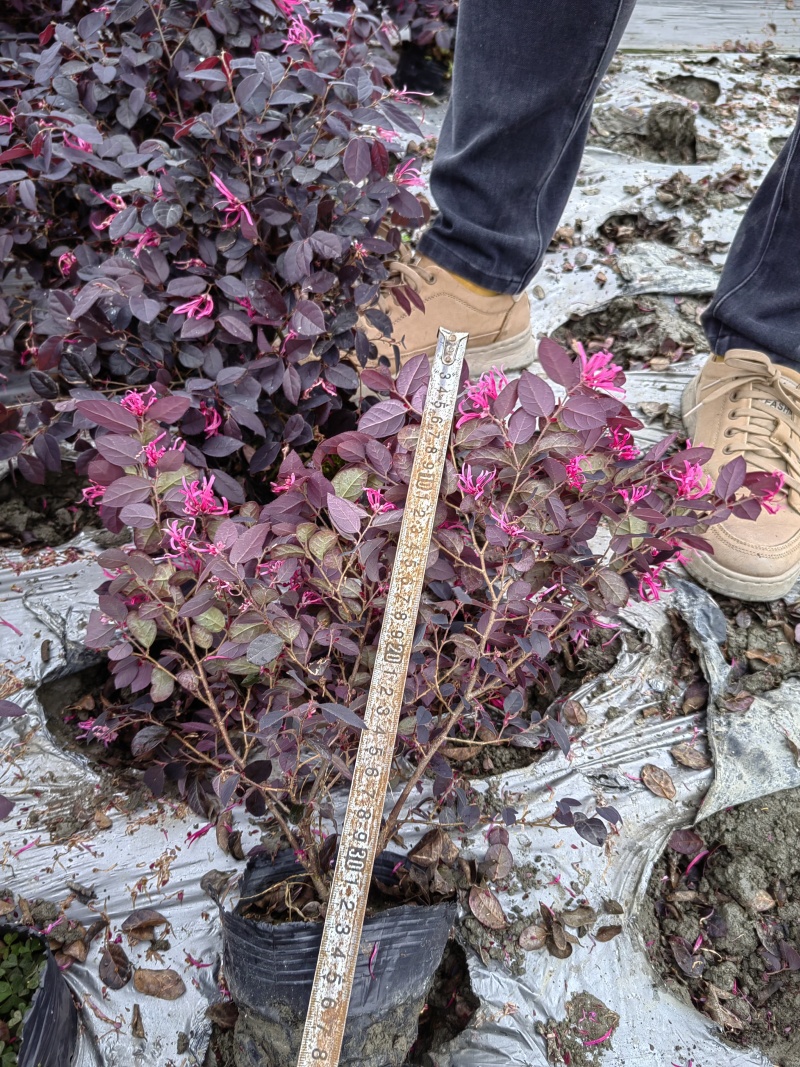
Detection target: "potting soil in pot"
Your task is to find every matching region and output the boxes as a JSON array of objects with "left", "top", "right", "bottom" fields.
[
  {"left": 644, "top": 786, "right": 800, "bottom": 1066},
  {"left": 219, "top": 850, "right": 457, "bottom": 1067}
]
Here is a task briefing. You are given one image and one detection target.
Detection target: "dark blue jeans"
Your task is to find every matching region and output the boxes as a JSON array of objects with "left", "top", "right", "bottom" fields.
[{"left": 418, "top": 0, "right": 800, "bottom": 368}]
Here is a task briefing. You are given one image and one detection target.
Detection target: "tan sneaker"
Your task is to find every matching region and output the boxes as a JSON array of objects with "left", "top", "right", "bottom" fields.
[
  {"left": 362, "top": 254, "right": 535, "bottom": 375},
  {"left": 681, "top": 349, "right": 800, "bottom": 601}
]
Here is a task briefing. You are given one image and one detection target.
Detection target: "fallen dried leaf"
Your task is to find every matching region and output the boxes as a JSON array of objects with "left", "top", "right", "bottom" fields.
[
  {"left": 481, "top": 843, "right": 514, "bottom": 882},
  {"left": 99, "top": 943, "right": 132, "bottom": 990},
  {"left": 93, "top": 811, "right": 112, "bottom": 830},
  {"left": 595, "top": 925, "right": 623, "bottom": 942},
  {"left": 62, "top": 940, "right": 87, "bottom": 963},
  {"left": 206, "top": 1001, "right": 239, "bottom": 1029},
  {"left": 122, "top": 908, "right": 168, "bottom": 943},
  {"left": 133, "top": 968, "right": 186, "bottom": 1000},
  {"left": 670, "top": 935, "right": 705, "bottom": 978},
  {"left": 641, "top": 763, "right": 677, "bottom": 800},
  {"left": 562, "top": 905, "right": 597, "bottom": 929},
  {"left": 562, "top": 699, "right": 587, "bottom": 726},
  {"left": 468, "top": 886, "right": 507, "bottom": 930},
  {"left": 551, "top": 920, "right": 567, "bottom": 951},
  {"left": 131, "top": 1003, "right": 145, "bottom": 1040},
  {"left": 440, "top": 743, "right": 482, "bottom": 762},
  {"left": 603, "top": 898, "right": 624, "bottom": 916},
  {"left": 546, "top": 937, "right": 572, "bottom": 959},
  {"left": 670, "top": 743, "right": 710, "bottom": 770},
  {"left": 705, "top": 983, "right": 744, "bottom": 1030},
  {"left": 518, "top": 923, "right": 548, "bottom": 951},
  {"left": 668, "top": 828, "right": 705, "bottom": 856},
  {"left": 748, "top": 889, "right": 776, "bottom": 913}
]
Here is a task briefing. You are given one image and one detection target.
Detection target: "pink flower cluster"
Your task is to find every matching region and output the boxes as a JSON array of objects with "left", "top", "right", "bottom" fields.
[
  {"left": 180, "top": 475, "right": 230, "bottom": 517},
  {"left": 456, "top": 368, "right": 508, "bottom": 429},
  {"left": 617, "top": 485, "right": 651, "bottom": 506},
  {"left": 575, "top": 342, "right": 624, "bottom": 394},
  {"left": 489, "top": 506, "right": 527, "bottom": 539},
  {"left": 565, "top": 454, "right": 588, "bottom": 491},
  {"left": 283, "top": 15, "right": 319, "bottom": 50},
  {"left": 175, "top": 293, "right": 214, "bottom": 319},
  {"left": 199, "top": 401, "right": 222, "bottom": 437},
  {"left": 366, "top": 489, "right": 397, "bottom": 513},
  {"left": 457, "top": 465, "right": 496, "bottom": 501},
  {"left": 210, "top": 173, "right": 254, "bottom": 230},
  {"left": 271, "top": 473, "right": 297, "bottom": 493},
  {"left": 82, "top": 482, "right": 106, "bottom": 506},
  {"left": 609, "top": 427, "right": 639, "bottom": 460},
  {"left": 77, "top": 719, "right": 118, "bottom": 746},
  {"left": 667, "top": 460, "right": 712, "bottom": 499},
  {"left": 121, "top": 385, "right": 157, "bottom": 416},
  {"left": 393, "top": 158, "right": 424, "bottom": 189},
  {"left": 58, "top": 251, "right": 77, "bottom": 277}
]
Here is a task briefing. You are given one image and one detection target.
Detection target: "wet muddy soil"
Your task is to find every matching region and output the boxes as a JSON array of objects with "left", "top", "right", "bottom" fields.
[
  {"left": 644, "top": 787, "right": 800, "bottom": 1066},
  {"left": 0, "top": 469, "right": 99, "bottom": 549}
]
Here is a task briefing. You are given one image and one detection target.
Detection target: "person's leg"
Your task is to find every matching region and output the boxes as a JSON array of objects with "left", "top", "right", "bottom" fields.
[
  {"left": 418, "top": 0, "right": 639, "bottom": 295},
  {"left": 702, "top": 111, "right": 800, "bottom": 366},
  {"left": 682, "top": 108, "right": 800, "bottom": 601}
]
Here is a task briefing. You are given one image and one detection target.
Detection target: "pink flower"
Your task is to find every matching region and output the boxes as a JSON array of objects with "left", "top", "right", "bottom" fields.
[
  {"left": 761, "top": 470, "right": 785, "bottom": 515},
  {"left": 121, "top": 385, "right": 157, "bottom": 416},
  {"left": 458, "top": 465, "right": 496, "bottom": 500},
  {"left": 489, "top": 506, "right": 527, "bottom": 538},
  {"left": 565, "top": 454, "right": 588, "bottom": 491},
  {"left": 141, "top": 432, "right": 167, "bottom": 466},
  {"left": 455, "top": 368, "right": 509, "bottom": 429},
  {"left": 90, "top": 190, "right": 126, "bottom": 231},
  {"left": 58, "top": 251, "right": 77, "bottom": 276},
  {"left": 366, "top": 488, "right": 397, "bottom": 513},
  {"left": 301, "top": 590, "right": 323, "bottom": 607},
  {"left": 275, "top": 0, "right": 304, "bottom": 12},
  {"left": 302, "top": 378, "right": 338, "bottom": 400},
  {"left": 639, "top": 563, "right": 672, "bottom": 603},
  {"left": 617, "top": 485, "right": 651, "bottom": 506},
  {"left": 393, "top": 158, "right": 424, "bottom": 189},
  {"left": 174, "top": 293, "right": 214, "bottom": 319},
  {"left": 164, "top": 519, "right": 196, "bottom": 559},
  {"left": 271, "top": 473, "right": 297, "bottom": 493},
  {"left": 609, "top": 427, "right": 639, "bottom": 460},
  {"left": 127, "top": 228, "right": 161, "bottom": 256},
  {"left": 210, "top": 172, "right": 254, "bottom": 230},
  {"left": 237, "top": 297, "right": 257, "bottom": 319},
  {"left": 376, "top": 126, "right": 400, "bottom": 144},
  {"left": 667, "top": 460, "right": 712, "bottom": 499},
  {"left": 180, "top": 475, "right": 230, "bottom": 517},
  {"left": 82, "top": 482, "right": 106, "bottom": 506},
  {"left": 575, "top": 342, "right": 624, "bottom": 394},
  {"left": 63, "top": 133, "right": 93, "bottom": 152},
  {"left": 0, "top": 112, "right": 15, "bottom": 131},
  {"left": 282, "top": 15, "right": 319, "bottom": 51},
  {"left": 77, "top": 719, "right": 118, "bottom": 746},
  {"left": 199, "top": 401, "right": 222, "bottom": 438}
]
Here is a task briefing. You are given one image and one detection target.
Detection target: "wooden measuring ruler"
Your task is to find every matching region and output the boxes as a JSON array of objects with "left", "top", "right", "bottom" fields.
[{"left": 295, "top": 328, "right": 468, "bottom": 1067}]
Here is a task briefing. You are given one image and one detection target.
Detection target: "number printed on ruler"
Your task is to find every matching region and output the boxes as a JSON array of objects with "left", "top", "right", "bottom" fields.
[{"left": 296, "top": 329, "right": 468, "bottom": 1067}]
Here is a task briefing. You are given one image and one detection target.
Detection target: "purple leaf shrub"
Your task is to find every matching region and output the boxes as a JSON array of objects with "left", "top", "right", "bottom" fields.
[
  {"left": 0, "top": 0, "right": 430, "bottom": 486},
  {"left": 78, "top": 341, "right": 778, "bottom": 874}
]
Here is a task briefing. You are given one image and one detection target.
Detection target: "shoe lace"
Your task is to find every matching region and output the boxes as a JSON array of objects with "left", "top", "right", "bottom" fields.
[
  {"left": 688, "top": 351, "right": 800, "bottom": 496},
  {"left": 385, "top": 257, "right": 436, "bottom": 292}
]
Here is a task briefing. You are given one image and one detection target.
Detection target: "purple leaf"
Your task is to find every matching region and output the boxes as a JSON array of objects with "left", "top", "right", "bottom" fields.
[
  {"left": 562, "top": 395, "right": 607, "bottom": 431},
  {"left": 358, "top": 399, "right": 407, "bottom": 438},
  {"left": 573, "top": 813, "right": 608, "bottom": 847},
  {"left": 546, "top": 718, "right": 571, "bottom": 755},
  {"left": 596, "top": 805, "right": 622, "bottom": 826},
  {"left": 715, "top": 456, "right": 746, "bottom": 500},
  {"left": 517, "top": 370, "right": 555, "bottom": 417},
  {"left": 395, "top": 353, "right": 430, "bottom": 398},
  {"left": 0, "top": 795, "right": 13, "bottom": 820},
  {"left": 102, "top": 475, "right": 152, "bottom": 509},
  {"left": 291, "top": 299, "right": 326, "bottom": 338},
  {"left": 538, "top": 338, "right": 580, "bottom": 390},
  {"left": 131, "top": 725, "right": 169, "bottom": 757},
  {"left": 229, "top": 524, "right": 269, "bottom": 565},
  {"left": 94, "top": 434, "right": 143, "bottom": 466},
  {"left": 507, "top": 408, "right": 538, "bottom": 445},
  {"left": 0, "top": 433, "right": 24, "bottom": 461},
  {"left": 0, "top": 700, "right": 24, "bottom": 718},
  {"left": 343, "top": 138, "right": 372, "bottom": 184},
  {"left": 119, "top": 503, "right": 157, "bottom": 529},
  {"left": 327, "top": 493, "right": 367, "bottom": 537},
  {"left": 148, "top": 396, "right": 191, "bottom": 424},
  {"left": 319, "top": 702, "right": 366, "bottom": 731},
  {"left": 76, "top": 398, "right": 139, "bottom": 433},
  {"left": 218, "top": 312, "right": 253, "bottom": 341}
]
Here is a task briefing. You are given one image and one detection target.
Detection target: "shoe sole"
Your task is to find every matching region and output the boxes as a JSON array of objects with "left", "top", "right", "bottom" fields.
[
  {"left": 463, "top": 328, "right": 537, "bottom": 377},
  {"left": 680, "top": 376, "right": 800, "bottom": 601}
]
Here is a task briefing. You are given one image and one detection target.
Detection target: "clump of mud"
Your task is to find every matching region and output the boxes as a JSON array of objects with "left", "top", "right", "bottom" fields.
[
  {"left": 644, "top": 787, "right": 800, "bottom": 1066},
  {"left": 537, "top": 993, "right": 620, "bottom": 1066},
  {"left": 589, "top": 101, "right": 720, "bottom": 164},
  {"left": 553, "top": 294, "right": 707, "bottom": 369},
  {"left": 0, "top": 469, "right": 99, "bottom": 548},
  {"left": 719, "top": 598, "right": 800, "bottom": 702}
]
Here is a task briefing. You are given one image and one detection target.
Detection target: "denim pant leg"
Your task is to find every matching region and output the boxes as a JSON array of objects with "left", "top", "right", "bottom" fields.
[
  {"left": 418, "top": 0, "right": 638, "bottom": 295},
  {"left": 703, "top": 110, "right": 800, "bottom": 369}
]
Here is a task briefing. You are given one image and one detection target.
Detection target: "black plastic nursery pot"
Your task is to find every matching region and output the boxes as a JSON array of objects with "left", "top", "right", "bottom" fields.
[
  {"left": 220, "top": 851, "right": 458, "bottom": 1067},
  {"left": 1, "top": 925, "right": 78, "bottom": 1067}
]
